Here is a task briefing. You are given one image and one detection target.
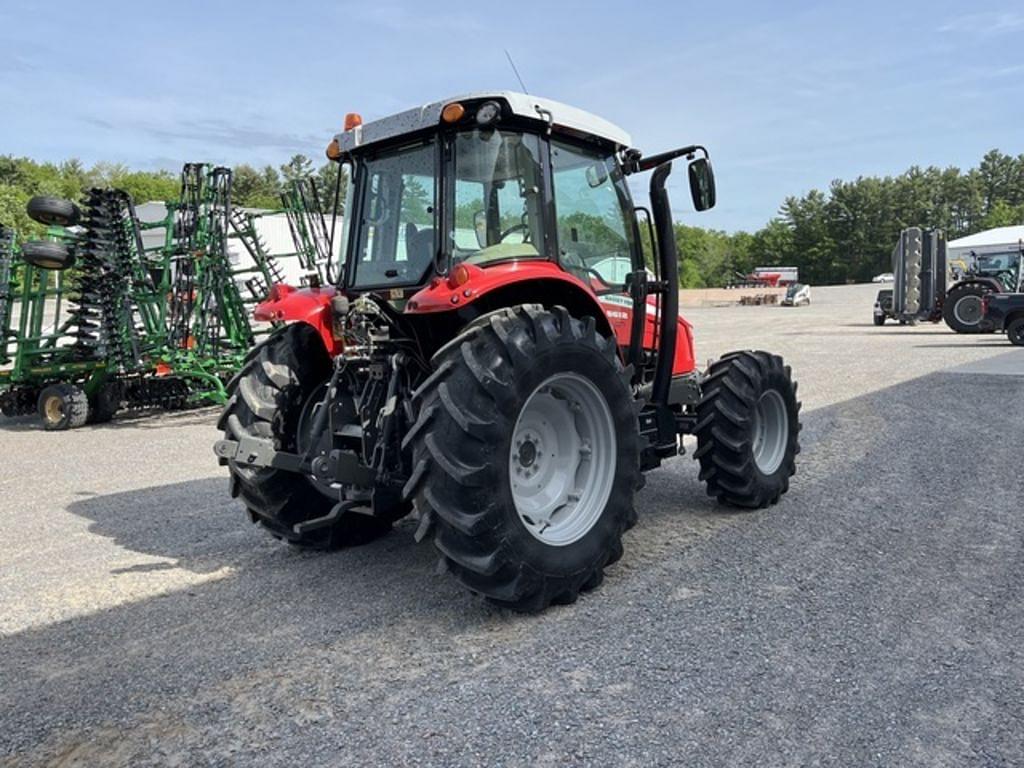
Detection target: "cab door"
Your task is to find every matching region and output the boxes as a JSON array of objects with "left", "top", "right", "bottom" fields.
[{"left": 548, "top": 139, "right": 644, "bottom": 349}]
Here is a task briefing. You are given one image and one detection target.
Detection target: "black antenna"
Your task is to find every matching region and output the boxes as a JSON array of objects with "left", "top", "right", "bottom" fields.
[{"left": 504, "top": 49, "right": 528, "bottom": 94}]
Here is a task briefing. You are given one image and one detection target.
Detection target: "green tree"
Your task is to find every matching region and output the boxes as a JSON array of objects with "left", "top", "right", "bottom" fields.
[
  {"left": 280, "top": 154, "right": 314, "bottom": 186},
  {"left": 233, "top": 164, "right": 282, "bottom": 209}
]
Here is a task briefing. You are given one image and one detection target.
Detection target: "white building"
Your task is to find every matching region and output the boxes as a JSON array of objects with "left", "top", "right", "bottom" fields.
[{"left": 134, "top": 201, "right": 326, "bottom": 288}]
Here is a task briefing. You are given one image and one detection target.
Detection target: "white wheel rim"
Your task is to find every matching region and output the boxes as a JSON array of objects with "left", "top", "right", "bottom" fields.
[
  {"left": 752, "top": 389, "right": 788, "bottom": 475},
  {"left": 509, "top": 373, "right": 616, "bottom": 546}
]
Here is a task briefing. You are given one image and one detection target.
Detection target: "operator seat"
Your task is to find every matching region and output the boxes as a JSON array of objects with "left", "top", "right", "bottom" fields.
[{"left": 405, "top": 222, "right": 435, "bottom": 267}]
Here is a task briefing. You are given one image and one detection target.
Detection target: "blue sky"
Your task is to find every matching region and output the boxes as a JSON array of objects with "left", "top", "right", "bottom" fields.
[{"left": 1, "top": 0, "right": 1022, "bottom": 232}]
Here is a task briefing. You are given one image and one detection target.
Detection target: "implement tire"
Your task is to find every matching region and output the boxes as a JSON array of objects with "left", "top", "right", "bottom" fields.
[
  {"left": 87, "top": 381, "right": 122, "bottom": 424},
  {"left": 21, "top": 241, "right": 74, "bottom": 271},
  {"left": 219, "top": 323, "right": 392, "bottom": 549},
  {"left": 27, "top": 196, "right": 81, "bottom": 227},
  {"left": 37, "top": 382, "right": 89, "bottom": 430},
  {"left": 695, "top": 351, "right": 800, "bottom": 508},
  {"left": 405, "top": 305, "right": 642, "bottom": 613}
]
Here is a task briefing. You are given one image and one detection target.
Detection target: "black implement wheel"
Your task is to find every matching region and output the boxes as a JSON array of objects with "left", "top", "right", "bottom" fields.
[
  {"left": 943, "top": 283, "right": 992, "bottom": 334},
  {"left": 0, "top": 392, "right": 17, "bottom": 418},
  {"left": 20, "top": 241, "right": 75, "bottom": 271},
  {"left": 694, "top": 351, "right": 801, "bottom": 508},
  {"left": 87, "top": 381, "right": 123, "bottom": 424},
  {"left": 873, "top": 314, "right": 885, "bottom": 326},
  {"left": 37, "top": 383, "right": 89, "bottom": 430},
  {"left": 26, "top": 196, "right": 81, "bottom": 227},
  {"left": 405, "top": 305, "right": 642, "bottom": 613},
  {"left": 219, "top": 323, "right": 395, "bottom": 549},
  {"left": 1007, "top": 317, "right": 1024, "bottom": 347}
]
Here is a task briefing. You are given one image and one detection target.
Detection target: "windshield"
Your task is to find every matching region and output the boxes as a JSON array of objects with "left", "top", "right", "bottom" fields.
[
  {"left": 450, "top": 129, "right": 545, "bottom": 265},
  {"left": 348, "top": 140, "right": 437, "bottom": 289},
  {"left": 975, "top": 252, "right": 1017, "bottom": 271}
]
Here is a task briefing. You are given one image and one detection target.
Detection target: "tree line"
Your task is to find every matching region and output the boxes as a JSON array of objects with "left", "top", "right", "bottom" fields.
[
  {"left": 0, "top": 154, "right": 338, "bottom": 238},
  {"left": 2, "top": 149, "right": 1022, "bottom": 286},
  {"left": 676, "top": 149, "right": 1024, "bottom": 287}
]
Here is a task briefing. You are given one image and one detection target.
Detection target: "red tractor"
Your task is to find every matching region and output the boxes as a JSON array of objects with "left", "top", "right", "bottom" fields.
[{"left": 214, "top": 93, "right": 801, "bottom": 612}]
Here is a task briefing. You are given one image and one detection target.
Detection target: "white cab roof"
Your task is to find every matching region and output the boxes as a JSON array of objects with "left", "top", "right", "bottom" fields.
[{"left": 335, "top": 91, "right": 632, "bottom": 152}]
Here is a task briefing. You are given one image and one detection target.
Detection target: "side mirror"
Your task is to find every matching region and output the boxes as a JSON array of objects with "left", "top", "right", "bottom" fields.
[
  {"left": 585, "top": 162, "right": 609, "bottom": 188},
  {"left": 473, "top": 210, "right": 487, "bottom": 248},
  {"left": 688, "top": 157, "right": 716, "bottom": 211}
]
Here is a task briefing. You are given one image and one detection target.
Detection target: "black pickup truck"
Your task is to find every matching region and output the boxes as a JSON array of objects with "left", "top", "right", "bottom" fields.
[{"left": 982, "top": 293, "right": 1024, "bottom": 346}]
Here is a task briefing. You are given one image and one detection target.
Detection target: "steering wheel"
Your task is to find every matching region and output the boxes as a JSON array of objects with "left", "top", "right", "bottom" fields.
[
  {"left": 561, "top": 251, "right": 610, "bottom": 286},
  {"left": 499, "top": 222, "right": 530, "bottom": 242}
]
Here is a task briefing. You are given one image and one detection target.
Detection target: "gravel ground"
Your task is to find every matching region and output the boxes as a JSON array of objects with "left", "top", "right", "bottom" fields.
[{"left": 1, "top": 283, "right": 1021, "bottom": 767}]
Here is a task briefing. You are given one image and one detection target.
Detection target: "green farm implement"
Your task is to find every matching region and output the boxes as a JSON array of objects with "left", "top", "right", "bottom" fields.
[{"left": 0, "top": 164, "right": 276, "bottom": 430}]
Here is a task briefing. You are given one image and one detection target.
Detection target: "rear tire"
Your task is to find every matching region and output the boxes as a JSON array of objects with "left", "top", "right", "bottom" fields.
[
  {"left": 219, "top": 324, "right": 394, "bottom": 549},
  {"left": 943, "top": 284, "right": 992, "bottom": 334},
  {"left": 873, "top": 314, "right": 885, "bottom": 326},
  {"left": 695, "top": 351, "right": 800, "bottom": 508},
  {"left": 405, "top": 306, "right": 641, "bottom": 613},
  {"left": 1007, "top": 317, "right": 1024, "bottom": 347},
  {"left": 37, "top": 383, "right": 89, "bottom": 430}
]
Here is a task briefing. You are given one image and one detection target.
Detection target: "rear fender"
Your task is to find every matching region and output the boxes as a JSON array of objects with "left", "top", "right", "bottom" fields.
[
  {"left": 406, "top": 261, "right": 697, "bottom": 375},
  {"left": 254, "top": 284, "right": 340, "bottom": 355},
  {"left": 951, "top": 277, "right": 1002, "bottom": 294}
]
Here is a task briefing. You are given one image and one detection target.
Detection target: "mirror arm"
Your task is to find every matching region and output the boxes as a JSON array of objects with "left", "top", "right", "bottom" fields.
[
  {"left": 648, "top": 162, "right": 678, "bottom": 406},
  {"left": 624, "top": 145, "right": 708, "bottom": 175}
]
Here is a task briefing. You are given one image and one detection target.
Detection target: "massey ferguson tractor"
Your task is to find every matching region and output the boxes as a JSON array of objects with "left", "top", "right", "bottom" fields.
[{"left": 214, "top": 93, "right": 801, "bottom": 611}]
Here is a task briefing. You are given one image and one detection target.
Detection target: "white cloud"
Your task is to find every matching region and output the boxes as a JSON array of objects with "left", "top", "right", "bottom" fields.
[{"left": 938, "top": 11, "right": 1024, "bottom": 35}]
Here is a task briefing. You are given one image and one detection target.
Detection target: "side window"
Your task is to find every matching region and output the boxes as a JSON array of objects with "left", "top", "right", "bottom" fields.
[
  {"left": 352, "top": 141, "right": 436, "bottom": 287},
  {"left": 551, "top": 141, "right": 635, "bottom": 290}
]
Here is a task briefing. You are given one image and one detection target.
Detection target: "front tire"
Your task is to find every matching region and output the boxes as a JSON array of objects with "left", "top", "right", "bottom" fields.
[
  {"left": 695, "top": 351, "right": 800, "bottom": 508},
  {"left": 873, "top": 314, "right": 885, "bottom": 326},
  {"left": 1007, "top": 317, "right": 1024, "bottom": 347},
  {"left": 405, "top": 306, "right": 642, "bottom": 612},
  {"left": 219, "top": 324, "right": 394, "bottom": 549}
]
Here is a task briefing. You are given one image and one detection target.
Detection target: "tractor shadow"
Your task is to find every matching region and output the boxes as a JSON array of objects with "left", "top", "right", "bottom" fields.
[{"left": 63, "top": 476, "right": 436, "bottom": 579}]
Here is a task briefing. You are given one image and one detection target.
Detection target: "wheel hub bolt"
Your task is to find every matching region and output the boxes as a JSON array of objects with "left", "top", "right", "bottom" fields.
[{"left": 518, "top": 439, "right": 538, "bottom": 468}]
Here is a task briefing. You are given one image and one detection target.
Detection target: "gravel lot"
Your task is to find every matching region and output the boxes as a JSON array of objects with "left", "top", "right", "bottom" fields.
[{"left": 1, "top": 283, "right": 1022, "bottom": 767}]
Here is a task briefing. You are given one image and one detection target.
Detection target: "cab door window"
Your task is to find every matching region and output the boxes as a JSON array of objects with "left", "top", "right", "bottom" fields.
[
  {"left": 551, "top": 141, "right": 636, "bottom": 290},
  {"left": 351, "top": 140, "right": 436, "bottom": 288}
]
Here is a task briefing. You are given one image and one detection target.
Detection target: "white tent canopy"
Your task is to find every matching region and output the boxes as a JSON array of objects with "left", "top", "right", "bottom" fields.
[{"left": 947, "top": 225, "right": 1024, "bottom": 257}]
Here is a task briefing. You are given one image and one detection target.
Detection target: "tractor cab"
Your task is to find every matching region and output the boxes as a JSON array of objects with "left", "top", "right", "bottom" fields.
[
  {"left": 308, "top": 93, "right": 715, "bottom": 381},
  {"left": 972, "top": 250, "right": 1023, "bottom": 292},
  {"left": 329, "top": 95, "right": 641, "bottom": 294}
]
